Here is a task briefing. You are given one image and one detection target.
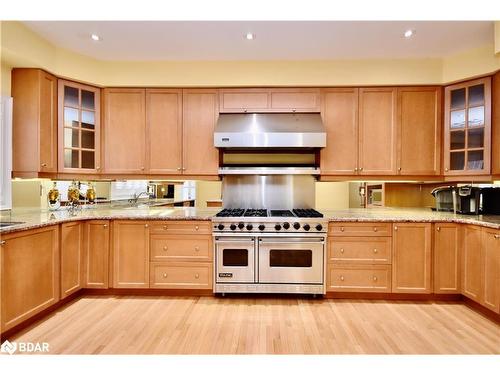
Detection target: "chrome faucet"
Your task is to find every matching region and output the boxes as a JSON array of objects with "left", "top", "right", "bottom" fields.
[{"left": 129, "top": 191, "right": 153, "bottom": 204}]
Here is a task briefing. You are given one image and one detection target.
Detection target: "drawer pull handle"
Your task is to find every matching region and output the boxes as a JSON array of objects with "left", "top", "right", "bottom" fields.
[
  {"left": 373, "top": 227, "right": 378, "bottom": 232},
  {"left": 373, "top": 248, "right": 378, "bottom": 253},
  {"left": 373, "top": 276, "right": 378, "bottom": 282},
  {"left": 340, "top": 248, "right": 344, "bottom": 254},
  {"left": 195, "top": 246, "right": 200, "bottom": 252},
  {"left": 195, "top": 226, "right": 199, "bottom": 230},
  {"left": 163, "top": 246, "right": 168, "bottom": 251},
  {"left": 163, "top": 273, "right": 168, "bottom": 278},
  {"left": 494, "top": 234, "right": 500, "bottom": 239},
  {"left": 103, "top": 224, "right": 108, "bottom": 228},
  {"left": 0, "top": 240, "right": 5, "bottom": 246},
  {"left": 340, "top": 227, "right": 345, "bottom": 232},
  {"left": 437, "top": 226, "right": 441, "bottom": 232},
  {"left": 41, "top": 163, "right": 47, "bottom": 167},
  {"left": 145, "top": 224, "right": 149, "bottom": 228},
  {"left": 340, "top": 276, "right": 344, "bottom": 281},
  {"left": 163, "top": 225, "right": 167, "bottom": 230},
  {"left": 195, "top": 273, "right": 200, "bottom": 279},
  {"left": 394, "top": 226, "right": 398, "bottom": 231}
]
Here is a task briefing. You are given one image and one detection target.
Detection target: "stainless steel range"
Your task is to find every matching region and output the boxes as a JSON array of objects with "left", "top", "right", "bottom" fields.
[{"left": 212, "top": 208, "right": 328, "bottom": 295}]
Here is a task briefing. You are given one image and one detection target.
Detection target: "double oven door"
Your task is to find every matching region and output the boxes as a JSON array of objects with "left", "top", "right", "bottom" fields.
[{"left": 215, "top": 235, "right": 324, "bottom": 285}]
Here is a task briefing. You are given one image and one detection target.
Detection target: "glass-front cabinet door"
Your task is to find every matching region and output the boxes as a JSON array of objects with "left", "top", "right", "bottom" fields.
[
  {"left": 444, "top": 77, "right": 491, "bottom": 175},
  {"left": 58, "top": 80, "right": 101, "bottom": 173}
]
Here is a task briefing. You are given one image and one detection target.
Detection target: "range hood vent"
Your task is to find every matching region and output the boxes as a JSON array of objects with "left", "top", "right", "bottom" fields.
[{"left": 214, "top": 113, "right": 326, "bottom": 149}]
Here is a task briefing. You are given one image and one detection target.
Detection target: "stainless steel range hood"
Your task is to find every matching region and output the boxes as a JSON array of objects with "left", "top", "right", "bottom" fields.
[{"left": 214, "top": 113, "right": 326, "bottom": 148}]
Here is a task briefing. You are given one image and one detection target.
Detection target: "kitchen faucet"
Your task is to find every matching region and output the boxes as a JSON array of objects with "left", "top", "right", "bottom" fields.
[{"left": 129, "top": 191, "right": 153, "bottom": 204}]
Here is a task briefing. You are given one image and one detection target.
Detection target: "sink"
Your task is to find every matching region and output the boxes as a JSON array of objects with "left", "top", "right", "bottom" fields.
[{"left": 0, "top": 221, "right": 25, "bottom": 228}]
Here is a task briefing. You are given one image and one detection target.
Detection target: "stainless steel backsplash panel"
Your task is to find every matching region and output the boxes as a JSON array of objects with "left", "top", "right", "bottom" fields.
[{"left": 222, "top": 175, "right": 315, "bottom": 209}]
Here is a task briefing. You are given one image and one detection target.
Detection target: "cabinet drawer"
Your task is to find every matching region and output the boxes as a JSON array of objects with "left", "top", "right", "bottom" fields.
[
  {"left": 219, "top": 90, "right": 270, "bottom": 112},
  {"left": 150, "top": 221, "right": 211, "bottom": 235},
  {"left": 270, "top": 90, "right": 320, "bottom": 112},
  {"left": 150, "top": 235, "right": 212, "bottom": 261},
  {"left": 328, "top": 237, "right": 392, "bottom": 264},
  {"left": 327, "top": 265, "right": 391, "bottom": 292},
  {"left": 150, "top": 262, "right": 212, "bottom": 289},
  {"left": 328, "top": 222, "right": 392, "bottom": 237}
]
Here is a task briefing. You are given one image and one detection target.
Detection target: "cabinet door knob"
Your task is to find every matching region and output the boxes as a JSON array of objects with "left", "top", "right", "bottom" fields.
[
  {"left": 103, "top": 224, "right": 108, "bottom": 228},
  {"left": 163, "top": 273, "right": 168, "bottom": 278},
  {"left": 163, "top": 225, "right": 167, "bottom": 230},
  {"left": 445, "top": 168, "right": 449, "bottom": 172},
  {"left": 340, "top": 248, "right": 344, "bottom": 253},
  {"left": 145, "top": 224, "right": 149, "bottom": 228},
  {"left": 177, "top": 167, "right": 181, "bottom": 171},
  {"left": 195, "top": 246, "right": 200, "bottom": 252},
  {"left": 436, "top": 226, "right": 441, "bottom": 232},
  {"left": 494, "top": 234, "right": 500, "bottom": 239},
  {"left": 0, "top": 240, "right": 5, "bottom": 246},
  {"left": 394, "top": 226, "right": 398, "bottom": 231},
  {"left": 359, "top": 167, "right": 363, "bottom": 171},
  {"left": 340, "top": 276, "right": 344, "bottom": 281},
  {"left": 96, "top": 166, "right": 101, "bottom": 170},
  {"left": 354, "top": 168, "right": 358, "bottom": 172},
  {"left": 195, "top": 273, "right": 200, "bottom": 279},
  {"left": 373, "top": 248, "right": 378, "bottom": 253},
  {"left": 373, "top": 227, "right": 378, "bottom": 232},
  {"left": 141, "top": 167, "right": 145, "bottom": 170},
  {"left": 163, "top": 246, "right": 168, "bottom": 251},
  {"left": 195, "top": 226, "right": 199, "bottom": 230},
  {"left": 398, "top": 167, "right": 402, "bottom": 172},
  {"left": 340, "top": 227, "right": 345, "bottom": 232},
  {"left": 373, "top": 276, "right": 378, "bottom": 282},
  {"left": 41, "top": 163, "right": 47, "bottom": 167}
]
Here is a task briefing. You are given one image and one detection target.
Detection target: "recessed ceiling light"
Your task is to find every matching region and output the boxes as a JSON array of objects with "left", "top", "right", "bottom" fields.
[
  {"left": 404, "top": 29, "right": 415, "bottom": 38},
  {"left": 245, "top": 33, "right": 255, "bottom": 40},
  {"left": 91, "top": 34, "right": 100, "bottom": 41}
]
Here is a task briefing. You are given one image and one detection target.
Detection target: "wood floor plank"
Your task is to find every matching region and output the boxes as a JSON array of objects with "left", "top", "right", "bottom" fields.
[{"left": 8, "top": 296, "right": 500, "bottom": 355}]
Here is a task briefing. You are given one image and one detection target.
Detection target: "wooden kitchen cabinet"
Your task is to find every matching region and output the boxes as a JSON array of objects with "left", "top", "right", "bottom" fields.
[
  {"left": 433, "top": 223, "right": 461, "bottom": 294},
  {"left": 397, "top": 87, "right": 442, "bottom": 175},
  {"left": 103, "top": 88, "right": 146, "bottom": 174},
  {"left": 219, "top": 88, "right": 320, "bottom": 113},
  {"left": 481, "top": 228, "right": 499, "bottom": 313},
  {"left": 392, "top": 223, "right": 432, "bottom": 293},
  {"left": 443, "top": 77, "right": 491, "bottom": 176},
  {"left": 58, "top": 80, "right": 101, "bottom": 173},
  {"left": 84, "top": 220, "right": 110, "bottom": 288},
  {"left": 11, "top": 68, "right": 58, "bottom": 176},
  {"left": 0, "top": 226, "right": 59, "bottom": 332},
  {"left": 462, "top": 225, "right": 482, "bottom": 302},
  {"left": 146, "top": 89, "right": 183, "bottom": 174},
  {"left": 112, "top": 221, "right": 150, "bottom": 288},
  {"left": 182, "top": 89, "right": 219, "bottom": 175},
  {"left": 60, "top": 222, "right": 84, "bottom": 298},
  {"left": 492, "top": 71, "right": 500, "bottom": 175},
  {"left": 358, "top": 88, "right": 398, "bottom": 175},
  {"left": 320, "top": 88, "right": 359, "bottom": 175}
]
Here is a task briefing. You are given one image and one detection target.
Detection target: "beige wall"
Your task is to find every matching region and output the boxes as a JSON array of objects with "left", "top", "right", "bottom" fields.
[
  {"left": 12, "top": 179, "right": 44, "bottom": 208},
  {"left": 315, "top": 182, "right": 350, "bottom": 210},
  {"left": 2, "top": 21, "right": 499, "bottom": 88},
  {"left": 495, "top": 21, "right": 500, "bottom": 55},
  {"left": 196, "top": 181, "right": 222, "bottom": 208}
]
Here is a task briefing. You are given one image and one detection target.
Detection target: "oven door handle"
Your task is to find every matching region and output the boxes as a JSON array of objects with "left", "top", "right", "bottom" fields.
[{"left": 258, "top": 237, "right": 324, "bottom": 244}]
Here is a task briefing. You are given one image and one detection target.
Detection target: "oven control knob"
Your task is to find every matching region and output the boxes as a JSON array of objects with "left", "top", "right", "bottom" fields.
[
  {"left": 238, "top": 223, "right": 244, "bottom": 229},
  {"left": 258, "top": 224, "right": 265, "bottom": 231},
  {"left": 315, "top": 224, "right": 323, "bottom": 231},
  {"left": 303, "top": 224, "right": 311, "bottom": 231},
  {"left": 230, "top": 224, "right": 237, "bottom": 231},
  {"left": 246, "top": 224, "right": 253, "bottom": 231},
  {"left": 217, "top": 224, "right": 225, "bottom": 230},
  {"left": 275, "top": 224, "right": 282, "bottom": 231},
  {"left": 283, "top": 222, "right": 290, "bottom": 230},
  {"left": 293, "top": 222, "right": 300, "bottom": 230}
]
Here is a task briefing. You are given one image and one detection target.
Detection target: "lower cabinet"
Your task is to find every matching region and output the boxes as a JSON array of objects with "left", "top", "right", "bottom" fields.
[
  {"left": 482, "top": 228, "right": 499, "bottom": 313},
  {"left": 60, "top": 222, "right": 84, "bottom": 298},
  {"left": 462, "top": 225, "right": 483, "bottom": 302},
  {"left": 84, "top": 220, "right": 110, "bottom": 288},
  {"left": 149, "top": 222, "right": 213, "bottom": 289},
  {"left": 112, "top": 221, "right": 150, "bottom": 288},
  {"left": 434, "top": 223, "right": 461, "bottom": 293},
  {"left": 327, "top": 265, "right": 391, "bottom": 292},
  {"left": 392, "top": 223, "right": 432, "bottom": 293},
  {"left": 0, "top": 226, "right": 60, "bottom": 332}
]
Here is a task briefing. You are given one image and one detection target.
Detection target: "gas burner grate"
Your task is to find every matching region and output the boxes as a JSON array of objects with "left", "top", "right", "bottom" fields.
[
  {"left": 292, "top": 208, "right": 324, "bottom": 218},
  {"left": 215, "top": 208, "right": 245, "bottom": 217},
  {"left": 243, "top": 209, "right": 268, "bottom": 217},
  {"left": 270, "top": 210, "right": 295, "bottom": 217}
]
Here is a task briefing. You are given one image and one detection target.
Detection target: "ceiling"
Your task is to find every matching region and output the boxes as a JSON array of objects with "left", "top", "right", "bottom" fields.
[{"left": 22, "top": 21, "right": 494, "bottom": 61}]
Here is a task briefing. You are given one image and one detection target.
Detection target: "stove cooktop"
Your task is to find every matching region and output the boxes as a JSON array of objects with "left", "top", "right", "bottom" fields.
[{"left": 215, "top": 208, "right": 324, "bottom": 218}]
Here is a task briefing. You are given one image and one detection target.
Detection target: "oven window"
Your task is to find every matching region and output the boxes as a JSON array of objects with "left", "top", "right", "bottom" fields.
[
  {"left": 223, "top": 249, "right": 249, "bottom": 267},
  {"left": 269, "top": 250, "right": 312, "bottom": 267}
]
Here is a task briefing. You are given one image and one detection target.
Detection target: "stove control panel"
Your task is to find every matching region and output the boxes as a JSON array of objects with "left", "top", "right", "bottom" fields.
[{"left": 213, "top": 220, "right": 327, "bottom": 233}]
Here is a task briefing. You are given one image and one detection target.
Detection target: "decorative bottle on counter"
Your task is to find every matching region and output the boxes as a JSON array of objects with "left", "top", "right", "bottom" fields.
[
  {"left": 86, "top": 182, "right": 96, "bottom": 204},
  {"left": 47, "top": 182, "right": 61, "bottom": 211}
]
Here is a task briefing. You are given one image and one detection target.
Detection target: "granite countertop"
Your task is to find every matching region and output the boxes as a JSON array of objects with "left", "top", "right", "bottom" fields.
[{"left": 1, "top": 206, "right": 499, "bottom": 235}]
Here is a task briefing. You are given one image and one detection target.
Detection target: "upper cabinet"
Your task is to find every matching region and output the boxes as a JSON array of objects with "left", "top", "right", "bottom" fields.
[
  {"left": 219, "top": 88, "right": 321, "bottom": 113},
  {"left": 358, "top": 88, "right": 398, "bottom": 175},
  {"left": 58, "top": 80, "right": 101, "bottom": 173},
  {"left": 146, "top": 89, "right": 183, "bottom": 174},
  {"left": 320, "top": 88, "right": 359, "bottom": 175},
  {"left": 492, "top": 72, "right": 500, "bottom": 175},
  {"left": 397, "top": 87, "right": 442, "bottom": 176},
  {"left": 183, "top": 89, "right": 219, "bottom": 176},
  {"left": 444, "top": 77, "right": 491, "bottom": 176},
  {"left": 103, "top": 88, "right": 146, "bottom": 174},
  {"left": 12, "top": 68, "right": 57, "bottom": 176}
]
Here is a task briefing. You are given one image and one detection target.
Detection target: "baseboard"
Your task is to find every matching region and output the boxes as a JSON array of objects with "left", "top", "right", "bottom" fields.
[
  {"left": 462, "top": 296, "right": 500, "bottom": 324},
  {"left": 325, "top": 292, "right": 463, "bottom": 301},
  {"left": 83, "top": 288, "right": 214, "bottom": 297}
]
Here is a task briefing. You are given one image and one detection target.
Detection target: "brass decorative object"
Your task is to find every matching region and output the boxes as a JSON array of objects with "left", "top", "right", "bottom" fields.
[
  {"left": 67, "top": 181, "right": 80, "bottom": 204},
  {"left": 86, "top": 182, "right": 96, "bottom": 203},
  {"left": 47, "top": 182, "right": 61, "bottom": 211}
]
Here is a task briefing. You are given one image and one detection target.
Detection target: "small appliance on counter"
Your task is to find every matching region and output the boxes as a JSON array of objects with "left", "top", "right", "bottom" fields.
[
  {"left": 431, "top": 184, "right": 500, "bottom": 215},
  {"left": 479, "top": 186, "right": 500, "bottom": 214},
  {"left": 431, "top": 186, "right": 456, "bottom": 212}
]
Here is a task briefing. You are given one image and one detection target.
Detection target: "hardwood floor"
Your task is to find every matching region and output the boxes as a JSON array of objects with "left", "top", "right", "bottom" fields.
[{"left": 9, "top": 296, "right": 500, "bottom": 354}]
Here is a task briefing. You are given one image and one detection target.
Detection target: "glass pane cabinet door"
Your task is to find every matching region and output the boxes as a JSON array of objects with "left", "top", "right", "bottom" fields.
[
  {"left": 59, "top": 80, "right": 100, "bottom": 172},
  {"left": 445, "top": 78, "right": 490, "bottom": 175}
]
